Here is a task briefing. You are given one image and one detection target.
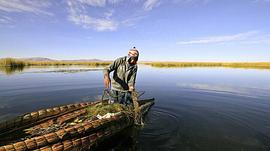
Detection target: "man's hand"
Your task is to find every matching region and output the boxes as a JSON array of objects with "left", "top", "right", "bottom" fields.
[
  {"left": 104, "top": 75, "right": 111, "bottom": 89},
  {"left": 129, "top": 86, "right": 135, "bottom": 92}
]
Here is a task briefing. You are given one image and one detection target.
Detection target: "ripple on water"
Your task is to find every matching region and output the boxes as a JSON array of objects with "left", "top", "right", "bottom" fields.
[{"left": 140, "top": 106, "right": 181, "bottom": 150}]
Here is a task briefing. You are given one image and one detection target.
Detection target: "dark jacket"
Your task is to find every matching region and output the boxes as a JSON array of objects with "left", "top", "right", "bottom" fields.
[{"left": 103, "top": 56, "right": 137, "bottom": 92}]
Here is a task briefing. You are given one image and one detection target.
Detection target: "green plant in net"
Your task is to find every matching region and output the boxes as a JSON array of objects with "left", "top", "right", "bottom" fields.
[{"left": 86, "top": 103, "right": 131, "bottom": 118}]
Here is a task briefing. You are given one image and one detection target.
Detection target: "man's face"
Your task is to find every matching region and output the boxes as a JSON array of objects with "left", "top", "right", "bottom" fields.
[{"left": 128, "top": 57, "right": 137, "bottom": 65}]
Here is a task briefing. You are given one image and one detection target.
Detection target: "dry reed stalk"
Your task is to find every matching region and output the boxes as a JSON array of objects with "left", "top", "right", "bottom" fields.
[
  {"left": 0, "top": 102, "right": 99, "bottom": 136},
  {"left": 0, "top": 112, "right": 133, "bottom": 151}
]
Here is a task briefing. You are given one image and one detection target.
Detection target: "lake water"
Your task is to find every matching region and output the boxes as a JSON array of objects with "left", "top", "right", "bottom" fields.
[{"left": 0, "top": 65, "right": 270, "bottom": 151}]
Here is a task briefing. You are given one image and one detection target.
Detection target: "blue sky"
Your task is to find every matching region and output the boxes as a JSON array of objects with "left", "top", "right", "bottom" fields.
[{"left": 0, "top": 0, "right": 270, "bottom": 61}]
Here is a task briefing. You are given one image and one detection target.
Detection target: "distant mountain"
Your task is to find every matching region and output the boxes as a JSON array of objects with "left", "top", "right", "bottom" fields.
[
  {"left": 0, "top": 57, "right": 109, "bottom": 62},
  {"left": 20, "top": 57, "right": 56, "bottom": 62},
  {"left": 61, "top": 59, "right": 103, "bottom": 62},
  {"left": 16, "top": 57, "right": 106, "bottom": 62}
]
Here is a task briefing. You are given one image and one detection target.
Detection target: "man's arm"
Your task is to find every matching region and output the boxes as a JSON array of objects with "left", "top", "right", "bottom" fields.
[
  {"left": 103, "top": 58, "right": 121, "bottom": 89},
  {"left": 128, "top": 67, "right": 137, "bottom": 91}
]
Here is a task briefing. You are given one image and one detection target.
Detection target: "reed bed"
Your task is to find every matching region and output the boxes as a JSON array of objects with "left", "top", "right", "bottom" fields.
[
  {"left": 0, "top": 58, "right": 111, "bottom": 67},
  {"left": 25, "top": 61, "right": 111, "bottom": 66},
  {"left": 0, "top": 58, "right": 25, "bottom": 67},
  {"left": 1, "top": 58, "right": 270, "bottom": 69},
  {"left": 145, "top": 62, "right": 270, "bottom": 69}
]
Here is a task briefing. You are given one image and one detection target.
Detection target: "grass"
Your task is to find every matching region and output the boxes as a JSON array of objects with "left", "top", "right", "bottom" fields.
[
  {"left": 1, "top": 58, "right": 270, "bottom": 69},
  {"left": 144, "top": 62, "right": 270, "bottom": 69},
  {"left": 0, "top": 58, "right": 111, "bottom": 67},
  {"left": 86, "top": 103, "right": 130, "bottom": 118},
  {"left": 25, "top": 61, "right": 111, "bottom": 66},
  {"left": 0, "top": 58, "right": 26, "bottom": 67}
]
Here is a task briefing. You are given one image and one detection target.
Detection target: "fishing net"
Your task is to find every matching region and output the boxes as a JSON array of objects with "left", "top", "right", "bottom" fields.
[{"left": 132, "top": 91, "right": 143, "bottom": 125}]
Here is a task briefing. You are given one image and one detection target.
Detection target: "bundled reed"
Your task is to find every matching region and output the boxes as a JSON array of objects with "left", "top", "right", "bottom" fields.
[
  {"left": 32, "top": 119, "right": 128, "bottom": 151},
  {"left": 0, "top": 102, "right": 98, "bottom": 136},
  {"left": 0, "top": 111, "right": 133, "bottom": 151},
  {"left": 0, "top": 99, "right": 155, "bottom": 151}
]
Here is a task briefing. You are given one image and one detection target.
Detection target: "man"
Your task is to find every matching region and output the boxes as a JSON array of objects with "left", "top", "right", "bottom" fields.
[{"left": 103, "top": 47, "right": 139, "bottom": 105}]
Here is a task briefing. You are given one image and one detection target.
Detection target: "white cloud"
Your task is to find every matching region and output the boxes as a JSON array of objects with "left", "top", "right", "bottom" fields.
[
  {"left": 0, "top": 0, "right": 162, "bottom": 31},
  {"left": 241, "top": 34, "right": 270, "bottom": 44},
  {"left": 0, "top": 0, "right": 52, "bottom": 15},
  {"left": 143, "top": 0, "right": 160, "bottom": 11},
  {"left": 79, "top": 0, "right": 106, "bottom": 7},
  {"left": 78, "top": 0, "right": 124, "bottom": 7},
  {"left": 107, "top": 0, "right": 124, "bottom": 4},
  {"left": 173, "top": 0, "right": 210, "bottom": 4},
  {"left": 177, "top": 31, "right": 259, "bottom": 45},
  {"left": 121, "top": 15, "right": 146, "bottom": 27},
  {"left": 68, "top": 0, "right": 118, "bottom": 31},
  {"left": 0, "top": 15, "right": 13, "bottom": 24},
  {"left": 104, "top": 10, "right": 114, "bottom": 19},
  {"left": 67, "top": 0, "right": 155, "bottom": 31}
]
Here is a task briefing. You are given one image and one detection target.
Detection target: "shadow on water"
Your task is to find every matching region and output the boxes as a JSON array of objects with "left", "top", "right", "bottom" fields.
[
  {"left": 92, "top": 126, "right": 140, "bottom": 151},
  {"left": 0, "top": 66, "right": 26, "bottom": 75}
]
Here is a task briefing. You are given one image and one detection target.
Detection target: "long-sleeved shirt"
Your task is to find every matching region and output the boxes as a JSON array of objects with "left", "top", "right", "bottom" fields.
[{"left": 103, "top": 56, "right": 137, "bottom": 92}]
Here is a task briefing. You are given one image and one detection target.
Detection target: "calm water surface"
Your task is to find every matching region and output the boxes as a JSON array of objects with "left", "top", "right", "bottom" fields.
[{"left": 0, "top": 66, "right": 270, "bottom": 151}]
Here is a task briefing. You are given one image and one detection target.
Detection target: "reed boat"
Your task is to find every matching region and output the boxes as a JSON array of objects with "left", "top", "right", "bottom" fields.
[{"left": 0, "top": 98, "right": 155, "bottom": 151}]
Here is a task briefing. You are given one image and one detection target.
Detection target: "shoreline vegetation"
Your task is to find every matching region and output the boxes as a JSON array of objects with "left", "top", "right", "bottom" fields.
[
  {"left": 144, "top": 62, "right": 270, "bottom": 69},
  {"left": 0, "top": 58, "right": 111, "bottom": 75},
  {"left": 0, "top": 58, "right": 111, "bottom": 67},
  {"left": 1, "top": 58, "right": 270, "bottom": 69}
]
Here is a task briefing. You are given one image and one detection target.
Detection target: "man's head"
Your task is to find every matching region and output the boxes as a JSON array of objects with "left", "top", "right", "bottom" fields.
[{"left": 128, "top": 47, "right": 139, "bottom": 65}]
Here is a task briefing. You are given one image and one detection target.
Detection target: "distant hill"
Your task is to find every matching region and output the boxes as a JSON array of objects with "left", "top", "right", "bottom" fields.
[
  {"left": 61, "top": 59, "right": 103, "bottom": 62},
  {"left": 20, "top": 57, "right": 56, "bottom": 62},
  {"left": 14, "top": 57, "right": 105, "bottom": 62}
]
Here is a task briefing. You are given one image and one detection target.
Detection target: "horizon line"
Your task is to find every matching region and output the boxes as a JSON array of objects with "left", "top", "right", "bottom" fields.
[{"left": 1, "top": 57, "right": 270, "bottom": 63}]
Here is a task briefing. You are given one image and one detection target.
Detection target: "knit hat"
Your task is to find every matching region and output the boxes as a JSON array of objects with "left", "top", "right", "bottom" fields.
[
  {"left": 128, "top": 47, "right": 139, "bottom": 57},
  {"left": 127, "top": 47, "right": 139, "bottom": 64}
]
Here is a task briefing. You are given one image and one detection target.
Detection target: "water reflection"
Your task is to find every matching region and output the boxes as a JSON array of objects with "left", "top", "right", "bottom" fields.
[
  {"left": 0, "top": 66, "right": 106, "bottom": 75},
  {"left": 0, "top": 66, "right": 26, "bottom": 75},
  {"left": 1, "top": 66, "right": 270, "bottom": 150},
  {"left": 94, "top": 127, "right": 140, "bottom": 151},
  {"left": 176, "top": 83, "right": 270, "bottom": 98}
]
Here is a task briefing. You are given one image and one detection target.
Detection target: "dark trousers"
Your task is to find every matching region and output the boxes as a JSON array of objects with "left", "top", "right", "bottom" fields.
[{"left": 111, "top": 90, "right": 132, "bottom": 105}]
